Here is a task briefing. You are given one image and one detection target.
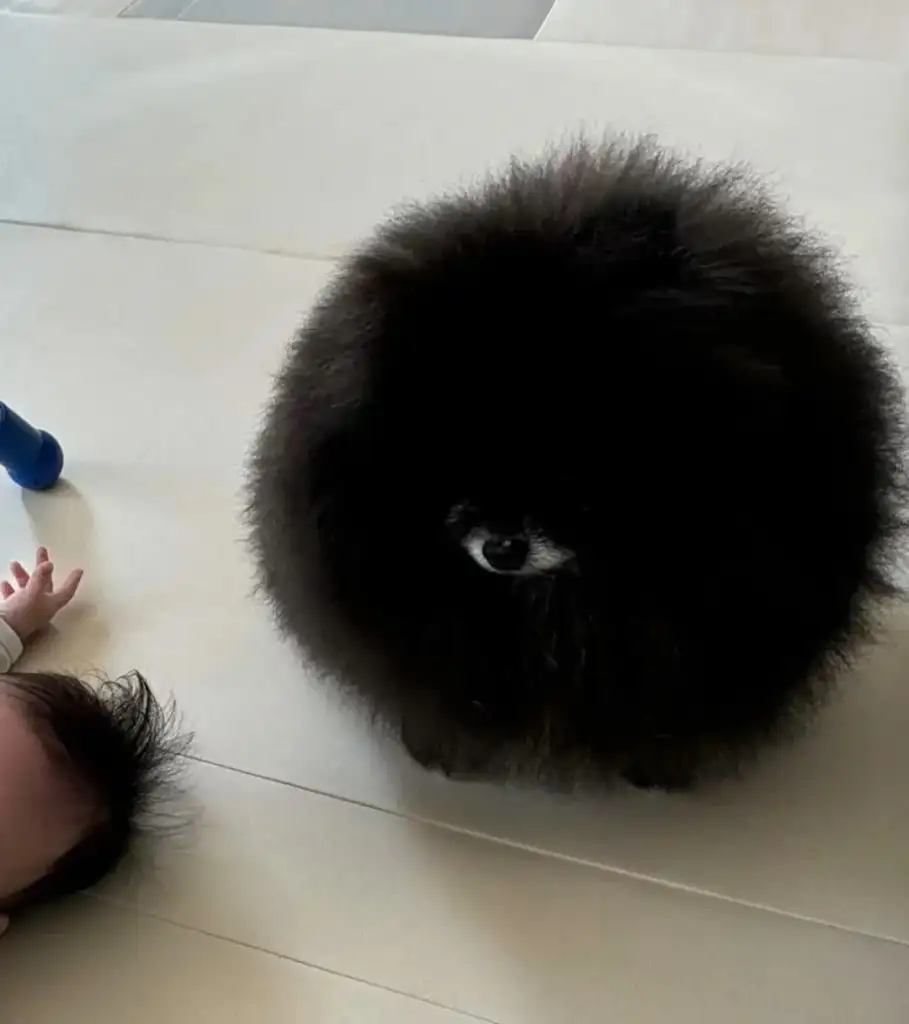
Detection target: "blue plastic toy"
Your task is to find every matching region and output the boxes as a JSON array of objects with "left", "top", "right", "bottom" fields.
[{"left": 0, "top": 402, "right": 64, "bottom": 490}]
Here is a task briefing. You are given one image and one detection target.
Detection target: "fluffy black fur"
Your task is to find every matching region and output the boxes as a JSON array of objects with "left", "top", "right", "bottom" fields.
[{"left": 248, "top": 137, "right": 907, "bottom": 791}]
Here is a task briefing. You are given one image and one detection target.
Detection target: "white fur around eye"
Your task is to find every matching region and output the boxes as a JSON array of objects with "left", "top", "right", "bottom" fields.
[{"left": 463, "top": 528, "right": 574, "bottom": 576}]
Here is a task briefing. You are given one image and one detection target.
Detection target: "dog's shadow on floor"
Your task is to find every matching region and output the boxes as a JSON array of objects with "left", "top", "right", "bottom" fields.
[{"left": 385, "top": 598, "right": 909, "bottom": 1019}]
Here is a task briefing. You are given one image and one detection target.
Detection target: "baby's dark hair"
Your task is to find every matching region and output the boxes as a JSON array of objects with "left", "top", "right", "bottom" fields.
[{"left": 0, "top": 670, "right": 189, "bottom": 912}]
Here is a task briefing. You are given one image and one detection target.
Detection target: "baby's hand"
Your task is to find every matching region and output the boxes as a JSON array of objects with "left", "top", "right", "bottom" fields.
[{"left": 0, "top": 547, "right": 84, "bottom": 643}]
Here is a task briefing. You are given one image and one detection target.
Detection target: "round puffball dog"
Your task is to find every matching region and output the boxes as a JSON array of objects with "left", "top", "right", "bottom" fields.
[{"left": 248, "top": 138, "right": 907, "bottom": 792}]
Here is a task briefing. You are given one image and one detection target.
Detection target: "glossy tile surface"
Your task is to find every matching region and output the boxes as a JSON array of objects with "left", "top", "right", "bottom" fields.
[{"left": 102, "top": 760, "right": 909, "bottom": 1023}]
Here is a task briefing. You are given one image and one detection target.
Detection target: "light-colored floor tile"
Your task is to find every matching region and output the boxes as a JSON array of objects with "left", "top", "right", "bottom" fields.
[
  {"left": 537, "top": 0, "right": 909, "bottom": 58},
  {"left": 0, "top": 0, "right": 129, "bottom": 13},
  {"left": 121, "top": 0, "right": 187, "bottom": 18},
  {"left": 0, "top": 17, "right": 905, "bottom": 324},
  {"left": 134, "top": 0, "right": 558, "bottom": 41},
  {"left": 0, "top": 899, "right": 474, "bottom": 1023},
  {"left": 1, "top": 224, "right": 908, "bottom": 956},
  {"left": 93, "top": 760, "right": 909, "bottom": 1023}
]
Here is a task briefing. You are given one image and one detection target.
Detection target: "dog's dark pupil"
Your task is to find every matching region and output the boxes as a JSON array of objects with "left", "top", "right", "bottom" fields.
[{"left": 482, "top": 536, "right": 529, "bottom": 571}]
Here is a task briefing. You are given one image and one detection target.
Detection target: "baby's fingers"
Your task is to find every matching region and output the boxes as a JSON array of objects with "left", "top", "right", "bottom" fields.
[
  {"left": 28, "top": 560, "right": 55, "bottom": 594},
  {"left": 0, "top": 580, "right": 13, "bottom": 599},
  {"left": 10, "top": 561, "right": 29, "bottom": 588},
  {"left": 50, "top": 568, "right": 84, "bottom": 612}
]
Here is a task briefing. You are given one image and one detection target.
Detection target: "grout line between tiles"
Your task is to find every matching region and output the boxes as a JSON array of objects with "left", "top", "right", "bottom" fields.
[
  {"left": 1, "top": 216, "right": 906, "bottom": 331},
  {"left": 0, "top": 215, "right": 341, "bottom": 266},
  {"left": 88, "top": 891, "right": 500, "bottom": 1023},
  {"left": 175, "top": 0, "right": 201, "bottom": 21},
  {"left": 532, "top": 0, "right": 558, "bottom": 42},
  {"left": 183, "top": 752, "right": 909, "bottom": 951}
]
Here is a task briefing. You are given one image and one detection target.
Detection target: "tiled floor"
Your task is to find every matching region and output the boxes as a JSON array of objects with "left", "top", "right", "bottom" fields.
[
  {"left": 0, "top": 10, "right": 907, "bottom": 1024},
  {"left": 11, "top": 0, "right": 907, "bottom": 55},
  {"left": 123, "top": 0, "right": 557, "bottom": 39},
  {"left": 0, "top": 0, "right": 127, "bottom": 13},
  {"left": 538, "top": 0, "right": 909, "bottom": 58}
]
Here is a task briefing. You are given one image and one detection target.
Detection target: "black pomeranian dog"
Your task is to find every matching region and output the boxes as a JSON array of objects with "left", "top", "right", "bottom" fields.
[{"left": 248, "top": 137, "right": 907, "bottom": 791}]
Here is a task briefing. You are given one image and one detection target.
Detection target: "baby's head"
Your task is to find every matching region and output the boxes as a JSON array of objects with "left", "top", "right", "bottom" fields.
[{"left": 0, "top": 670, "right": 187, "bottom": 925}]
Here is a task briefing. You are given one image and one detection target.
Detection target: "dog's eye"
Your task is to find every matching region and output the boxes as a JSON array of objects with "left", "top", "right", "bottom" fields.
[
  {"left": 462, "top": 528, "right": 574, "bottom": 576},
  {"left": 479, "top": 535, "right": 530, "bottom": 573}
]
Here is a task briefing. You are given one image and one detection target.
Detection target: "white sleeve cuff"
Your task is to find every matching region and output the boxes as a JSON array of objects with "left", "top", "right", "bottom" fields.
[{"left": 0, "top": 617, "right": 24, "bottom": 673}]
